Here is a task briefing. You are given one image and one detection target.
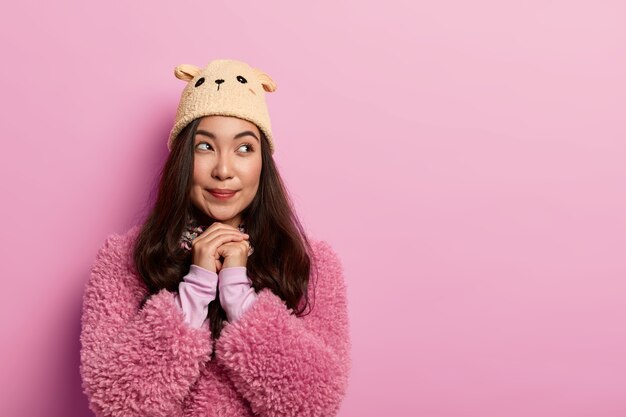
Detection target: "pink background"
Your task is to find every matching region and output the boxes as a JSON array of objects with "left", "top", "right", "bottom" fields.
[{"left": 1, "top": 1, "right": 625, "bottom": 416}]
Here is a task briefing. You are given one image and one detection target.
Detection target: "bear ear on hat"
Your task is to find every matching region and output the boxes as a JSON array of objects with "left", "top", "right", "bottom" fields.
[
  {"left": 174, "top": 64, "right": 202, "bottom": 81},
  {"left": 252, "top": 67, "right": 277, "bottom": 92}
]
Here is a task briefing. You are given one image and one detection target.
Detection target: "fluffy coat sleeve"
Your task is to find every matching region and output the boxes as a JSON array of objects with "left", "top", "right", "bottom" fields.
[
  {"left": 79, "top": 228, "right": 214, "bottom": 417},
  {"left": 214, "top": 240, "right": 352, "bottom": 417}
]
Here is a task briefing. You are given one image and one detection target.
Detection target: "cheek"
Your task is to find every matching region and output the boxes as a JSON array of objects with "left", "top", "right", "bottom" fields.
[
  {"left": 242, "top": 161, "right": 262, "bottom": 187},
  {"left": 191, "top": 162, "right": 206, "bottom": 184},
  {"left": 190, "top": 156, "right": 260, "bottom": 189}
]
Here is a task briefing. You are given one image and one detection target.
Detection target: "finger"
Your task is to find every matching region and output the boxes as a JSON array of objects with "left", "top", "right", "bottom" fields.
[
  {"left": 192, "top": 225, "right": 248, "bottom": 247},
  {"left": 220, "top": 239, "right": 251, "bottom": 250},
  {"left": 194, "top": 221, "right": 248, "bottom": 239},
  {"left": 218, "top": 239, "right": 252, "bottom": 258},
  {"left": 206, "top": 231, "right": 246, "bottom": 247},
  {"left": 193, "top": 234, "right": 248, "bottom": 260}
]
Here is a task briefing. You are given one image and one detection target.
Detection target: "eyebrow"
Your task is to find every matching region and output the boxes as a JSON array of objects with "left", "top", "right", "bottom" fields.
[{"left": 195, "top": 129, "right": 259, "bottom": 143}]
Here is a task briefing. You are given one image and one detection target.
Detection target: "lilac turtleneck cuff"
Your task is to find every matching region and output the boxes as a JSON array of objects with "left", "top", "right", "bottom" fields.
[
  {"left": 217, "top": 266, "right": 258, "bottom": 323},
  {"left": 174, "top": 264, "right": 257, "bottom": 329}
]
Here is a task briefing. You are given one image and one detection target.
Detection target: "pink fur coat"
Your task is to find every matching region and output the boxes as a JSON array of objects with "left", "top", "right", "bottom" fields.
[{"left": 79, "top": 225, "right": 351, "bottom": 416}]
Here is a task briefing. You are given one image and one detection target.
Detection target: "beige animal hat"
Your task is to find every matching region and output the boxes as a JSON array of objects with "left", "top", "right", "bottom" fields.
[{"left": 168, "top": 59, "right": 277, "bottom": 153}]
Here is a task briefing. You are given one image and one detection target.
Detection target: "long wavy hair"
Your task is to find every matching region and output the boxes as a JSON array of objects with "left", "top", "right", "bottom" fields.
[{"left": 132, "top": 117, "right": 317, "bottom": 343}]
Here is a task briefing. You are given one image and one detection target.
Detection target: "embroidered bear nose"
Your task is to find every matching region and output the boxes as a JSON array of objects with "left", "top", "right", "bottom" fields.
[{"left": 215, "top": 79, "right": 224, "bottom": 85}]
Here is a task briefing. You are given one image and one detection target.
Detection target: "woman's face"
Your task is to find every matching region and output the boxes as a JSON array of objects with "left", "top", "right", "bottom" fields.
[{"left": 189, "top": 115, "right": 263, "bottom": 228}]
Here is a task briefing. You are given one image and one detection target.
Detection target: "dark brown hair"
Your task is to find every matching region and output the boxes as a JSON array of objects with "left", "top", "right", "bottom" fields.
[{"left": 132, "top": 117, "right": 316, "bottom": 343}]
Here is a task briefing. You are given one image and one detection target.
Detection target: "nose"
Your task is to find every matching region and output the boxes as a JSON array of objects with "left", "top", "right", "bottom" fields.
[
  {"left": 211, "top": 151, "right": 234, "bottom": 181},
  {"left": 215, "top": 79, "right": 224, "bottom": 85}
]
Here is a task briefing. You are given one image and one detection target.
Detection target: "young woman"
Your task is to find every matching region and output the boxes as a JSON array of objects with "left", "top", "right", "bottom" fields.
[{"left": 79, "top": 59, "right": 351, "bottom": 417}]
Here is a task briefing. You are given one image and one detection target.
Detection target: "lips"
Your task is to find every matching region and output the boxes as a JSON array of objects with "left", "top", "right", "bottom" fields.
[
  {"left": 209, "top": 188, "right": 237, "bottom": 194},
  {"left": 208, "top": 189, "right": 238, "bottom": 198}
]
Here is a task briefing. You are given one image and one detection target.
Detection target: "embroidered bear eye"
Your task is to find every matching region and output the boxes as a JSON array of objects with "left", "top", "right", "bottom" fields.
[
  {"left": 195, "top": 77, "right": 205, "bottom": 87},
  {"left": 236, "top": 75, "right": 247, "bottom": 84}
]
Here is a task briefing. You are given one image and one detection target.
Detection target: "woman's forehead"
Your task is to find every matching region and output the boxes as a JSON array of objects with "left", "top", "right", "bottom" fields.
[{"left": 197, "top": 115, "right": 259, "bottom": 132}]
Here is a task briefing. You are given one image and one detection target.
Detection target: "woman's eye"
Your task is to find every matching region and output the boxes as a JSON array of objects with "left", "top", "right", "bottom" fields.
[
  {"left": 196, "top": 142, "right": 212, "bottom": 151},
  {"left": 195, "top": 142, "right": 253, "bottom": 153},
  {"left": 238, "top": 143, "right": 253, "bottom": 153}
]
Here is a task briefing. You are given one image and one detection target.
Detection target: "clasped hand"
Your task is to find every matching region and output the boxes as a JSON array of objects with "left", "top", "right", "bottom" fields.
[{"left": 190, "top": 222, "right": 251, "bottom": 273}]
